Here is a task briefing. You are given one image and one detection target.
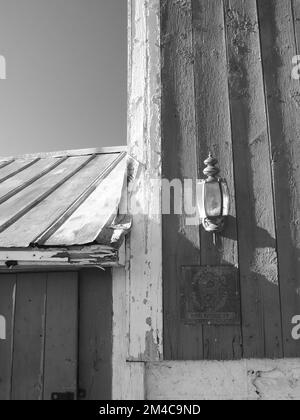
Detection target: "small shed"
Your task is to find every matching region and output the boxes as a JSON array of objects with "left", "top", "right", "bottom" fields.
[{"left": 0, "top": 146, "right": 131, "bottom": 400}]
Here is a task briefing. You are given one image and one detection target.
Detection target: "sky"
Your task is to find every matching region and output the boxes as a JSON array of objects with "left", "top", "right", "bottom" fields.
[{"left": 0, "top": 0, "right": 127, "bottom": 157}]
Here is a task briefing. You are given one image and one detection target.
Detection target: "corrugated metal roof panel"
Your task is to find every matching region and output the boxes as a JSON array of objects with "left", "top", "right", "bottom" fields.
[{"left": 0, "top": 148, "right": 129, "bottom": 249}]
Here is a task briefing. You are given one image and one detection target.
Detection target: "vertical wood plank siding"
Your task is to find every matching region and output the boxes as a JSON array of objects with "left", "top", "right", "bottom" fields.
[
  {"left": 78, "top": 269, "right": 112, "bottom": 400},
  {"left": 193, "top": 0, "right": 242, "bottom": 360},
  {"left": 258, "top": 0, "right": 300, "bottom": 358},
  {"left": 163, "top": 0, "right": 300, "bottom": 359},
  {"left": 161, "top": 0, "right": 203, "bottom": 360},
  {"left": 225, "top": 0, "right": 283, "bottom": 358}
]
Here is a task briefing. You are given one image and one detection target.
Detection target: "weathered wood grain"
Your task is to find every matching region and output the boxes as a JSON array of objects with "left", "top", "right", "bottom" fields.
[
  {"left": 11, "top": 273, "right": 47, "bottom": 400},
  {"left": 225, "top": 0, "right": 283, "bottom": 358},
  {"left": 127, "top": 0, "right": 163, "bottom": 361},
  {"left": 292, "top": 0, "right": 300, "bottom": 52},
  {"left": 0, "top": 157, "right": 67, "bottom": 206},
  {"left": 44, "top": 155, "right": 127, "bottom": 246},
  {"left": 192, "top": 0, "right": 242, "bottom": 360},
  {"left": 0, "top": 246, "right": 119, "bottom": 269},
  {"left": 162, "top": 0, "right": 202, "bottom": 360},
  {"left": 0, "top": 158, "right": 40, "bottom": 184},
  {"left": 43, "top": 273, "right": 78, "bottom": 400},
  {"left": 258, "top": 0, "right": 300, "bottom": 357},
  {"left": 0, "top": 275, "right": 16, "bottom": 400},
  {"left": 78, "top": 269, "right": 112, "bottom": 400},
  {"left": 0, "top": 154, "right": 114, "bottom": 247}
]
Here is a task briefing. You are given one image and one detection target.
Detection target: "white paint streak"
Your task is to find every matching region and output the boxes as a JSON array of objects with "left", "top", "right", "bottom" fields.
[{"left": 0, "top": 315, "right": 6, "bottom": 340}]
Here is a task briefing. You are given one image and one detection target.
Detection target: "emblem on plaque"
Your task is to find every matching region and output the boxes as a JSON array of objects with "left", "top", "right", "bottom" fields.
[{"left": 181, "top": 266, "right": 241, "bottom": 325}]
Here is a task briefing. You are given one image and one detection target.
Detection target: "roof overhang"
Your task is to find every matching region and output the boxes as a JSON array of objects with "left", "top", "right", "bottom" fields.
[
  {"left": 0, "top": 243, "right": 125, "bottom": 271},
  {"left": 0, "top": 147, "right": 136, "bottom": 269}
]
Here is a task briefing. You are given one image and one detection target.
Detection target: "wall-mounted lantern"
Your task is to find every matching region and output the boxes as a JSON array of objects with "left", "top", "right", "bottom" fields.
[{"left": 197, "top": 153, "right": 230, "bottom": 237}]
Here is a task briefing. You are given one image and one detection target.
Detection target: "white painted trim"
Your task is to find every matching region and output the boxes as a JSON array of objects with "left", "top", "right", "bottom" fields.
[
  {"left": 146, "top": 359, "right": 300, "bottom": 400},
  {"left": 126, "top": 0, "right": 162, "bottom": 362},
  {"left": 112, "top": 0, "right": 162, "bottom": 399}
]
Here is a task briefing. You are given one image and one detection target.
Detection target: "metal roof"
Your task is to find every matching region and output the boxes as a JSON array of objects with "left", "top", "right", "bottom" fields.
[{"left": 0, "top": 147, "right": 130, "bottom": 249}]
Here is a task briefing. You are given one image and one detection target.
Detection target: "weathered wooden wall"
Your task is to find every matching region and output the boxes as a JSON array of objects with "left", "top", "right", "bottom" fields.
[{"left": 162, "top": 0, "right": 300, "bottom": 360}]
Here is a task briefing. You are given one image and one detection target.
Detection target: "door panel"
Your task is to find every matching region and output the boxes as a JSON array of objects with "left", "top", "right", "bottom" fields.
[
  {"left": 0, "top": 275, "right": 16, "bottom": 400},
  {"left": 43, "top": 273, "right": 78, "bottom": 401},
  {"left": 11, "top": 273, "right": 47, "bottom": 400},
  {"left": 0, "top": 269, "right": 112, "bottom": 400},
  {"left": 78, "top": 268, "right": 112, "bottom": 400},
  {"left": 0, "top": 272, "right": 78, "bottom": 400}
]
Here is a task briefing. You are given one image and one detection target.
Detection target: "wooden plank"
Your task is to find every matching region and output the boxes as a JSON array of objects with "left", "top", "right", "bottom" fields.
[
  {"left": 43, "top": 155, "right": 127, "bottom": 246},
  {"left": 0, "top": 154, "right": 115, "bottom": 247},
  {"left": 36, "top": 152, "right": 126, "bottom": 245},
  {"left": 0, "top": 157, "right": 67, "bottom": 206},
  {"left": 161, "top": 0, "right": 202, "bottom": 361},
  {"left": 225, "top": 0, "right": 283, "bottom": 358},
  {"left": 78, "top": 268, "right": 112, "bottom": 400},
  {"left": 11, "top": 273, "right": 47, "bottom": 400},
  {"left": 127, "top": 0, "right": 163, "bottom": 361},
  {"left": 0, "top": 245, "right": 119, "bottom": 269},
  {"left": 292, "top": 0, "right": 300, "bottom": 51},
  {"left": 0, "top": 275, "right": 16, "bottom": 400},
  {"left": 112, "top": 267, "right": 128, "bottom": 399},
  {"left": 0, "top": 158, "right": 39, "bottom": 184},
  {"left": 0, "top": 160, "right": 14, "bottom": 170},
  {"left": 192, "top": 0, "right": 241, "bottom": 360},
  {"left": 43, "top": 272, "right": 78, "bottom": 400},
  {"left": 0, "top": 155, "right": 96, "bottom": 236},
  {"left": 258, "top": 0, "right": 300, "bottom": 357}
]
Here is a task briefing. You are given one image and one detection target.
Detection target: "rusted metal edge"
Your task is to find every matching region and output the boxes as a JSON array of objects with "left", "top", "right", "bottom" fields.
[
  {"left": 0, "top": 157, "right": 41, "bottom": 184},
  {"left": 0, "top": 159, "right": 15, "bottom": 170},
  {"left": 0, "top": 156, "right": 69, "bottom": 206},
  {"left": 0, "top": 146, "right": 127, "bottom": 161},
  {"left": 33, "top": 151, "right": 128, "bottom": 246},
  {"left": 0, "top": 244, "right": 121, "bottom": 269},
  {"left": 0, "top": 154, "right": 98, "bottom": 235}
]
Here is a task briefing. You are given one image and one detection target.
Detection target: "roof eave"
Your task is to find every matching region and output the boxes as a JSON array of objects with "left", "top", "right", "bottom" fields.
[{"left": 0, "top": 243, "right": 125, "bottom": 270}]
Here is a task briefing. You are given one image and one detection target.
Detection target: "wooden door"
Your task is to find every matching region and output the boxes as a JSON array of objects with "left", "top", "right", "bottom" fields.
[
  {"left": 0, "top": 272, "right": 78, "bottom": 400},
  {"left": 0, "top": 269, "right": 112, "bottom": 400}
]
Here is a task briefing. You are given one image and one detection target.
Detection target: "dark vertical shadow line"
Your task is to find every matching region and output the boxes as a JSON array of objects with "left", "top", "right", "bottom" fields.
[
  {"left": 191, "top": 0, "right": 205, "bottom": 360},
  {"left": 0, "top": 158, "right": 41, "bottom": 185},
  {"left": 41, "top": 274, "right": 48, "bottom": 401},
  {"left": 291, "top": 0, "right": 299, "bottom": 52},
  {"left": 256, "top": 0, "right": 285, "bottom": 357},
  {"left": 222, "top": 0, "right": 244, "bottom": 358},
  {"left": 76, "top": 272, "right": 81, "bottom": 400},
  {"left": 9, "top": 275, "right": 17, "bottom": 401}
]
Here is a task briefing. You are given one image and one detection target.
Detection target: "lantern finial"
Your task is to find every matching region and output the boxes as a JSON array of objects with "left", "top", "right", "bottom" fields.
[{"left": 203, "top": 153, "right": 220, "bottom": 181}]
